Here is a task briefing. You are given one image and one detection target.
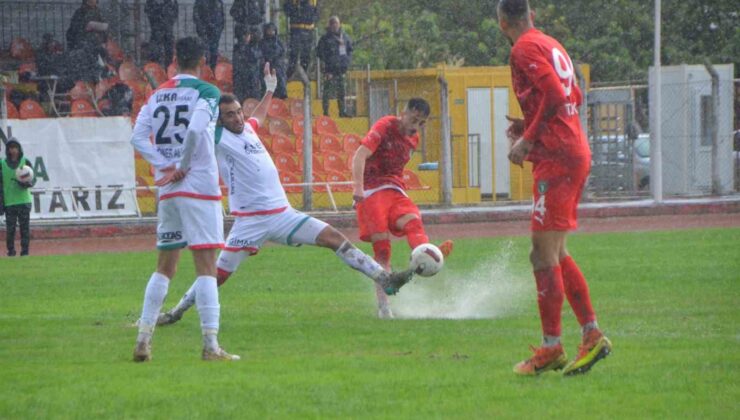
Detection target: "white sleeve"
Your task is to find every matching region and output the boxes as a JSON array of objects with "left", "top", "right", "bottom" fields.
[
  {"left": 178, "top": 106, "right": 212, "bottom": 171},
  {"left": 130, "top": 103, "right": 172, "bottom": 170}
]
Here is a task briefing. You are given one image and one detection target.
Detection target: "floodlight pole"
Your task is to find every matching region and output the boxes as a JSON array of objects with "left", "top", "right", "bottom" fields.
[{"left": 652, "top": 0, "right": 663, "bottom": 202}]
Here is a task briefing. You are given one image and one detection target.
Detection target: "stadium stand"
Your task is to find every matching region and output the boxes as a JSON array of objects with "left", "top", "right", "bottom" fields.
[{"left": 18, "top": 99, "right": 47, "bottom": 119}]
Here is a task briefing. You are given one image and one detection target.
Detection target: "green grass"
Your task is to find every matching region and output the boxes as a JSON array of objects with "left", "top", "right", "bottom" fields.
[{"left": 1, "top": 228, "right": 739, "bottom": 419}]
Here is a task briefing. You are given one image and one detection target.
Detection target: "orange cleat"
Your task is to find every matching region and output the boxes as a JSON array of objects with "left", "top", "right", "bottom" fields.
[
  {"left": 438, "top": 240, "right": 454, "bottom": 258},
  {"left": 563, "top": 328, "right": 612, "bottom": 376},
  {"left": 513, "top": 344, "right": 568, "bottom": 376}
]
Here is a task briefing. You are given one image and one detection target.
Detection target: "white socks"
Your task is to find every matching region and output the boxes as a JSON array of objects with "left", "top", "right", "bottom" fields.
[
  {"left": 137, "top": 272, "right": 169, "bottom": 342},
  {"left": 336, "top": 241, "right": 386, "bottom": 280},
  {"left": 195, "top": 275, "right": 220, "bottom": 351}
]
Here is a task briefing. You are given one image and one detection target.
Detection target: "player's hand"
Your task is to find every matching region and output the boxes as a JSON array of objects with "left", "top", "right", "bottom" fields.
[
  {"left": 505, "top": 115, "right": 525, "bottom": 143},
  {"left": 352, "top": 193, "right": 364, "bottom": 209},
  {"left": 155, "top": 165, "right": 187, "bottom": 186},
  {"left": 508, "top": 138, "right": 532, "bottom": 167},
  {"left": 263, "top": 62, "right": 277, "bottom": 93}
]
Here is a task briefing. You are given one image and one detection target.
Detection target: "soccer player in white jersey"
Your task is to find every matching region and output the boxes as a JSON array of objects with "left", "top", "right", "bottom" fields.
[
  {"left": 130, "top": 37, "right": 238, "bottom": 362},
  {"left": 155, "top": 63, "right": 415, "bottom": 326}
]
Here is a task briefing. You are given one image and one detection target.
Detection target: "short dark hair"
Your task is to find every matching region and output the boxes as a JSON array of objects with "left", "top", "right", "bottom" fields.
[
  {"left": 219, "top": 93, "right": 240, "bottom": 106},
  {"left": 175, "top": 37, "right": 205, "bottom": 70},
  {"left": 498, "top": 0, "right": 530, "bottom": 21},
  {"left": 407, "top": 98, "right": 431, "bottom": 117}
]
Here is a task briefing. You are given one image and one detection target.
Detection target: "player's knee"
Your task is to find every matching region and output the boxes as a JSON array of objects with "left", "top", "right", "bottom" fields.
[{"left": 315, "top": 226, "right": 346, "bottom": 251}]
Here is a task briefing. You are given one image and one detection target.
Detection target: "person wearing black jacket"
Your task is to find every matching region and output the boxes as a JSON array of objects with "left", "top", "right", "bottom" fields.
[
  {"left": 66, "top": 0, "right": 109, "bottom": 82},
  {"left": 193, "top": 0, "right": 225, "bottom": 69},
  {"left": 145, "top": 0, "right": 179, "bottom": 68},
  {"left": 230, "top": 0, "right": 264, "bottom": 43},
  {"left": 316, "top": 16, "right": 352, "bottom": 117},
  {"left": 0, "top": 138, "right": 36, "bottom": 257},
  {"left": 233, "top": 26, "right": 264, "bottom": 101},
  {"left": 283, "top": 0, "right": 319, "bottom": 79},
  {"left": 259, "top": 22, "right": 287, "bottom": 99}
]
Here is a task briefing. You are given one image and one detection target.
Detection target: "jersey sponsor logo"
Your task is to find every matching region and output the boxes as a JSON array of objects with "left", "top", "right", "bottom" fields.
[
  {"left": 537, "top": 180, "right": 548, "bottom": 194},
  {"left": 155, "top": 92, "right": 192, "bottom": 103},
  {"left": 243, "top": 142, "right": 266, "bottom": 154},
  {"left": 158, "top": 231, "right": 183, "bottom": 241},
  {"left": 157, "top": 146, "right": 184, "bottom": 159},
  {"left": 228, "top": 237, "right": 257, "bottom": 248}
]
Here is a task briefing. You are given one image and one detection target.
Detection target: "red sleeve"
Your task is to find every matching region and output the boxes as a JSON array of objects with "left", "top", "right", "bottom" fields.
[
  {"left": 246, "top": 117, "right": 260, "bottom": 132},
  {"left": 361, "top": 118, "right": 390, "bottom": 153},
  {"left": 512, "top": 42, "right": 570, "bottom": 142}
]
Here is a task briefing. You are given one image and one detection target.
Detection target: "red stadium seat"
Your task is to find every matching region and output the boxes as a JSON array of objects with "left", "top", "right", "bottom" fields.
[
  {"left": 105, "top": 39, "right": 125, "bottom": 64},
  {"left": 142, "top": 62, "right": 168, "bottom": 87},
  {"left": 296, "top": 153, "right": 323, "bottom": 173},
  {"left": 321, "top": 151, "right": 348, "bottom": 173},
  {"left": 69, "top": 99, "right": 97, "bottom": 117},
  {"left": 242, "top": 98, "right": 260, "bottom": 117},
  {"left": 268, "top": 117, "right": 292, "bottom": 137},
  {"left": 68, "top": 81, "right": 94, "bottom": 101},
  {"left": 118, "top": 60, "right": 144, "bottom": 82},
  {"left": 214, "top": 62, "right": 233, "bottom": 84},
  {"left": 18, "top": 99, "right": 46, "bottom": 119},
  {"left": 315, "top": 115, "right": 341, "bottom": 136},
  {"left": 403, "top": 169, "right": 430, "bottom": 190},
  {"left": 318, "top": 134, "right": 343, "bottom": 153},
  {"left": 273, "top": 153, "right": 300, "bottom": 173},
  {"left": 10, "top": 38, "right": 34, "bottom": 61},
  {"left": 267, "top": 98, "right": 290, "bottom": 119},
  {"left": 270, "top": 134, "right": 296, "bottom": 154},
  {"left": 5, "top": 101, "right": 19, "bottom": 119},
  {"left": 343, "top": 133, "right": 362, "bottom": 153},
  {"left": 324, "top": 170, "right": 352, "bottom": 191},
  {"left": 288, "top": 98, "right": 306, "bottom": 118},
  {"left": 279, "top": 171, "right": 302, "bottom": 193},
  {"left": 291, "top": 115, "right": 318, "bottom": 137}
]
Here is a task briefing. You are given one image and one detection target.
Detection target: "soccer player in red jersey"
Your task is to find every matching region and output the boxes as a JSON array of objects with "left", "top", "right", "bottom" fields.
[
  {"left": 498, "top": 0, "right": 611, "bottom": 376},
  {"left": 351, "top": 98, "right": 453, "bottom": 318}
]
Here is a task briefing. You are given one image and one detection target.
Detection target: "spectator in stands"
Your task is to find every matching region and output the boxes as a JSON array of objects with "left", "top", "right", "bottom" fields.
[
  {"left": 233, "top": 26, "right": 264, "bottom": 101},
  {"left": 283, "top": 0, "right": 320, "bottom": 79},
  {"left": 0, "top": 138, "right": 35, "bottom": 257},
  {"left": 230, "top": 0, "right": 264, "bottom": 43},
  {"left": 259, "top": 22, "right": 288, "bottom": 99},
  {"left": 193, "top": 0, "right": 225, "bottom": 69},
  {"left": 66, "top": 0, "right": 109, "bottom": 82},
  {"left": 145, "top": 0, "right": 179, "bottom": 69},
  {"left": 316, "top": 16, "right": 352, "bottom": 117},
  {"left": 36, "top": 34, "right": 65, "bottom": 77}
]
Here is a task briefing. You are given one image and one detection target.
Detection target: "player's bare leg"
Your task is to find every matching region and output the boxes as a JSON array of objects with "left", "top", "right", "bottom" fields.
[
  {"left": 133, "top": 248, "right": 181, "bottom": 362},
  {"left": 396, "top": 214, "right": 454, "bottom": 260},
  {"left": 192, "top": 248, "right": 239, "bottom": 361},
  {"left": 558, "top": 239, "right": 611, "bottom": 375},
  {"left": 370, "top": 233, "right": 394, "bottom": 318},
  {"left": 514, "top": 231, "right": 567, "bottom": 374}
]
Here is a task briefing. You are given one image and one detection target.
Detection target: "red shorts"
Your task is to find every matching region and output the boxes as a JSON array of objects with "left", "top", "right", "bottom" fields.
[
  {"left": 356, "top": 188, "right": 421, "bottom": 242},
  {"left": 531, "top": 156, "right": 590, "bottom": 231}
]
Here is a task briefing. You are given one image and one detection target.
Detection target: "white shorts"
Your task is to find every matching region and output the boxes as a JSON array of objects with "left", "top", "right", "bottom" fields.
[
  {"left": 157, "top": 196, "right": 224, "bottom": 250},
  {"left": 223, "top": 207, "right": 328, "bottom": 254}
]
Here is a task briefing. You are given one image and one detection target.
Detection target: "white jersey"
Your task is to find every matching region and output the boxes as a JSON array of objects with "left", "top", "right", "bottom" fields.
[
  {"left": 131, "top": 74, "right": 221, "bottom": 201},
  {"left": 216, "top": 118, "right": 290, "bottom": 215}
]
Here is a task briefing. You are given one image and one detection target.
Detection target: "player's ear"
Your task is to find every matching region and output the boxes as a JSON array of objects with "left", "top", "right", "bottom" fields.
[{"left": 529, "top": 9, "right": 536, "bottom": 24}]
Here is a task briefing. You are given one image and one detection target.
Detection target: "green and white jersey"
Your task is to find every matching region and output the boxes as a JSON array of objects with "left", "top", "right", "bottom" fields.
[{"left": 131, "top": 74, "right": 222, "bottom": 201}]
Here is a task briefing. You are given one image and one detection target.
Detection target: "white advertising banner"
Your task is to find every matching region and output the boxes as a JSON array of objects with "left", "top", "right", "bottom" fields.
[{"left": 8, "top": 117, "right": 137, "bottom": 219}]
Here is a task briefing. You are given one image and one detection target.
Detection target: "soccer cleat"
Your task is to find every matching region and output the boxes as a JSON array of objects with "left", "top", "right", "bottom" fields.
[
  {"left": 377, "top": 269, "right": 414, "bottom": 296},
  {"left": 133, "top": 341, "right": 152, "bottom": 362},
  {"left": 563, "top": 329, "right": 612, "bottom": 376},
  {"left": 377, "top": 303, "right": 394, "bottom": 319},
  {"left": 202, "top": 347, "right": 241, "bottom": 361},
  {"left": 513, "top": 344, "right": 568, "bottom": 376},
  {"left": 438, "top": 240, "right": 454, "bottom": 258},
  {"left": 156, "top": 310, "right": 183, "bottom": 326}
]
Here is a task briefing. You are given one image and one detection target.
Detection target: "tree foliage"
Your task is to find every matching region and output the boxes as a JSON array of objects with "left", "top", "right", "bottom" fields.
[{"left": 319, "top": 0, "right": 739, "bottom": 81}]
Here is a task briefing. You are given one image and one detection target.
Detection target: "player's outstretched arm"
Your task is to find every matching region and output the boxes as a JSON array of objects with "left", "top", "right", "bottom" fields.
[
  {"left": 250, "top": 63, "right": 277, "bottom": 127},
  {"left": 351, "top": 145, "right": 372, "bottom": 206}
]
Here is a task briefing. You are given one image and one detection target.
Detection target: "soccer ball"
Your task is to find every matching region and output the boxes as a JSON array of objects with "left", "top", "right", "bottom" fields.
[
  {"left": 409, "top": 243, "right": 444, "bottom": 277},
  {"left": 15, "top": 165, "right": 34, "bottom": 183}
]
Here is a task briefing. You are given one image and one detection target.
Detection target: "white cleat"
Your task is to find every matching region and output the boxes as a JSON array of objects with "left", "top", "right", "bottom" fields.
[
  {"left": 377, "top": 304, "right": 394, "bottom": 319},
  {"left": 133, "top": 341, "right": 151, "bottom": 362},
  {"left": 202, "top": 347, "right": 241, "bottom": 361},
  {"left": 156, "top": 310, "right": 182, "bottom": 326}
]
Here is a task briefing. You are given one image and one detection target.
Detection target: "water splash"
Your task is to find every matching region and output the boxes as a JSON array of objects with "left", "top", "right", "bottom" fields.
[{"left": 392, "top": 240, "right": 530, "bottom": 319}]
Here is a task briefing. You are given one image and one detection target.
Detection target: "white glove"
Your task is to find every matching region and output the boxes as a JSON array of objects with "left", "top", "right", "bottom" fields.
[{"left": 264, "top": 73, "right": 277, "bottom": 93}]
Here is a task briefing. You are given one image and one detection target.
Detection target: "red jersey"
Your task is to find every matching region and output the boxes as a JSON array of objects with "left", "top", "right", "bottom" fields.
[
  {"left": 510, "top": 28, "right": 590, "bottom": 161},
  {"left": 360, "top": 115, "right": 418, "bottom": 190}
]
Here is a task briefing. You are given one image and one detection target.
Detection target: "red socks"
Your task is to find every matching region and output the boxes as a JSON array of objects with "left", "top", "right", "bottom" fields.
[
  {"left": 560, "top": 256, "right": 596, "bottom": 326},
  {"left": 402, "top": 218, "right": 429, "bottom": 250},
  {"left": 372, "top": 239, "right": 392, "bottom": 271},
  {"left": 534, "top": 266, "right": 565, "bottom": 337},
  {"left": 216, "top": 268, "right": 232, "bottom": 287}
]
